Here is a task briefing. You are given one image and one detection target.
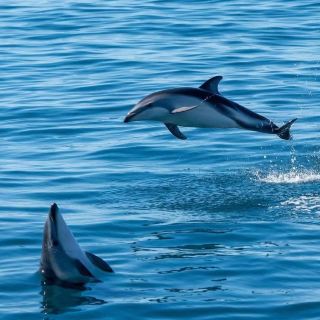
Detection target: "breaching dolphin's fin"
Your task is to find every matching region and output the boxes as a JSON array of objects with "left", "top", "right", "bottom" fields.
[
  {"left": 199, "top": 76, "right": 223, "bottom": 94},
  {"left": 276, "top": 118, "right": 298, "bottom": 140},
  {"left": 85, "top": 251, "right": 113, "bottom": 273},
  {"left": 164, "top": 123, "right": 187, "bottom": 140}
]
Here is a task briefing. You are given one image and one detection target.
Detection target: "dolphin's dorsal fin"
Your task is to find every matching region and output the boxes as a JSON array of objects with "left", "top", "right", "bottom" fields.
[
  {"left": 199, "top": 76, "right": 223, "bottom": 94},
  {"left": 164, "top": 123, "right": 187, "bottom": 140},
  {"left": 86, "top": 251, "right": 113, "bottom": 273}
]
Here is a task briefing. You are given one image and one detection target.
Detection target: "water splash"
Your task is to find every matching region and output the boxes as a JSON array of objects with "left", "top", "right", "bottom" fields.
[
  {"left": 254, "top": 169, "right": 320, "bottom": 184},
  {"left": 254, "top": 144, "right": 320, "bottom": 184}
]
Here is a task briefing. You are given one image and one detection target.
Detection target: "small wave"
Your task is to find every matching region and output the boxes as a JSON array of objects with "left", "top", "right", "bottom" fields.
[
  {"left": 253, "top": 169, "right": 320, "bottom": 184},
  {"left": 280, "top": 195, "right": 320, "bottom": 213}
]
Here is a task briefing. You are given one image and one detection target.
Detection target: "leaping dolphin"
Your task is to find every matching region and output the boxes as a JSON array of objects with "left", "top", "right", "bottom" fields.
[
  {"left": 40, "top": 203, "right": 113, "bottom": 285},
  {"left": 124, "top": 76, "right": 297, "bottom": 140}
]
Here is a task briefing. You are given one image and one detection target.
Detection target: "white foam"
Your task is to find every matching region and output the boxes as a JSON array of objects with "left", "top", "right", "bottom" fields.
[{"left": 254, "top": 169, "right": 320, "bottom": 184}]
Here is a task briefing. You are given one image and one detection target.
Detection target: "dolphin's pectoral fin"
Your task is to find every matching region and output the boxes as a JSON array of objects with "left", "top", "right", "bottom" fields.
[
  {"left": 73, "top": 259, "right": 95, "bottom": 278},
  {"left": 85, "top": 251, "right": 113, "bottom": 273},
  {"left": 171, "top": 105, "right": 199, "bottom": 114},
  {"left": 199, "top": 76, "right": 223, "bottom": 94},
  {"left": 164, "top": 123, "right": 187, "bottom": 140}
]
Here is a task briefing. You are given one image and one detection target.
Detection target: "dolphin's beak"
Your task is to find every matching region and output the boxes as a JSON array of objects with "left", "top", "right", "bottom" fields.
[
  {"left": 49, "top": 203, "right": 58, "bottom": 222},
  {"left": 48, "top": 203, "right": 59, "bottom": 244},
  {"left": 123, "top": 112, "right": 137, "bottom": 123}
]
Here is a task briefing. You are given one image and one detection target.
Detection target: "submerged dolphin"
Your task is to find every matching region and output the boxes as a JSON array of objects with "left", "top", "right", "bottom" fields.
[
  {"left": 124, "top": 76, "right": 297, "bottom": 140},
  {"left": 40, "top": 203, "right": 113, "bottom": 285}
]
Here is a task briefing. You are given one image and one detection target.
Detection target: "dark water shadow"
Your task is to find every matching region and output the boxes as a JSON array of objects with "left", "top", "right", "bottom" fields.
[{"left": 40, "top": 279, "right": 106, "bottom": 316}]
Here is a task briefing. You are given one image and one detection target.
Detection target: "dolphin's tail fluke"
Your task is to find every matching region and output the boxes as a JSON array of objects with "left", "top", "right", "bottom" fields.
[{"left": 276, "top": 118, "right": 297, "bottom": 140}]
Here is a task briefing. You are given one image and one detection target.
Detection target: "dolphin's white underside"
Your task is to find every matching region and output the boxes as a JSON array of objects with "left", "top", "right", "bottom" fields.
[
  {"left": 133, "top": 93, "right": 241, "bottom": 128},
  {"left": 164, "top": 103, "right": 240, "bottom": 128}
]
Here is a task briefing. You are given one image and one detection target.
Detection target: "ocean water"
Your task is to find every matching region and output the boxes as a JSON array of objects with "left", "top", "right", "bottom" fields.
[{"left": 0, "top": 1, "right": 319, "bottom": 319}]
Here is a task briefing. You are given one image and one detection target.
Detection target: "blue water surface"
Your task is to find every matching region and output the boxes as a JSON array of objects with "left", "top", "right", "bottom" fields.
[{"left": 0, "top": 1, "right": 319, "bottom": 319}]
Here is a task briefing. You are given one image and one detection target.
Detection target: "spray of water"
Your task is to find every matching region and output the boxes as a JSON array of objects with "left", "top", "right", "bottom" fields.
[{"left": 253, "top": 144, "right": 320, "bottom": 184}]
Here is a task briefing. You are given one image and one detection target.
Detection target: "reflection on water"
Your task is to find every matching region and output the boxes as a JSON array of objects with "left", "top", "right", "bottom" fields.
[
  {"left": 167, "top": 286, "right": 222, "bottom": 293},
  {"left": 158, "top": 266, "right": 219, "bottom": 274},
  {"left": 40, "top": 280, "right": 106, "bottom": 315}
]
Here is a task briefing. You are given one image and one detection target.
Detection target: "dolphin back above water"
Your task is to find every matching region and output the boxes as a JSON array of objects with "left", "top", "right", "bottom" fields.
[
  {"left": 40, "top": 203, "right": 113, "bottom": 285},
  {"left": 124, "top": 76, "right": 297, "bottom": 140}
]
